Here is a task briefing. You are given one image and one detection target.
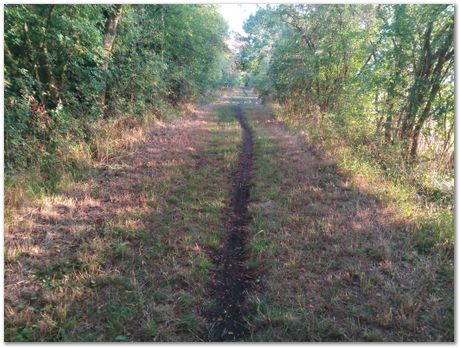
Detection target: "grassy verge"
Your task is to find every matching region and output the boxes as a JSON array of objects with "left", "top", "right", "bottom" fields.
[
  {"left": 4, "top": 99, "right": 241, "bottom": 341},
  {"left": 3, "top": 98, "right": 209, "bottom": 224},
  {"left": 5, "top": 114, "right": 150, "bottom": 215},
  {"left": 242, "top": 99, "right": 453, "bottom": 341},
  {"left": 270, "top": 104, "right": 453, "bottom": 256}
]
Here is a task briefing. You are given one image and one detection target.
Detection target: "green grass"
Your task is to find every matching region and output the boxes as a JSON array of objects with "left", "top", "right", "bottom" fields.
[
  {"left": 3, "top": 99, "right": 190, "bottom": 225},
  {"left": 5, "top": 91, "right": 453, "bottom": 341},
  {"left": 4, "top": 97, "right": 242, "bottom": 342},
  {"left": 271, "top": 103, "right": 453, "bottom": 256},
  {"left": 240, "top": 98, "right": 453, "bottom": 341}
]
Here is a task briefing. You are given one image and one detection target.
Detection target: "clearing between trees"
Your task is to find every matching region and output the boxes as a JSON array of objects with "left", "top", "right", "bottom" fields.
[
  {"left": 4, "top": 90, "right": 453, "bottom": 342},
  {"left": 4, "top": 4, "right": 453, "bottom": 343}
]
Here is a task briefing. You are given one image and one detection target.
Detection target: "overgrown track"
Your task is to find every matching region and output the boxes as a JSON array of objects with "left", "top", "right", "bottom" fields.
[{"left": 205, "top": 104, "right": 254, "bottom": 341}]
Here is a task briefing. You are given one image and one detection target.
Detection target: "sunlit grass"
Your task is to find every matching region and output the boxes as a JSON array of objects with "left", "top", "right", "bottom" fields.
[
  {"left": 242, "top": 98, "right": 453, "bottom": 341},
  {"left": 271, "top": 103, "right": 454, "bottom": 255}
]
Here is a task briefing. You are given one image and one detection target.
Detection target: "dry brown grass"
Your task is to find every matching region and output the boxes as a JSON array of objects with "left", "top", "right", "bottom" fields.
[
  {"left": 4, "top": 89, "right": 452, "bottom": 342},
  {"left": 3, "top": 102, "right": 200, "bottom": 216}
]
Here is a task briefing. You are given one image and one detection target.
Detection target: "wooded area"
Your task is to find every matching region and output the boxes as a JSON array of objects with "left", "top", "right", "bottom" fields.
[
  {"left": 4, "top": 3, "right": 454, "bottom": 343},
  {"left": 240, "top": 4, "right": 454, "bottom": 178},
  {"left": 5, "top": 4, "right": 238, "bottom": 186}
]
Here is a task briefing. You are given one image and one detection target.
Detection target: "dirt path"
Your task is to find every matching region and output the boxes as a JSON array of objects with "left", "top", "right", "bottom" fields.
[{"left": 205, "top": 104, "right": 254, "bottom": 341}]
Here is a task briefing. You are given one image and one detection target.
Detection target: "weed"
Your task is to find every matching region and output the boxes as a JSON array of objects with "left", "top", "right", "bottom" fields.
[{"left": 364, "top": 329, "right": 383, "bottom": 342}]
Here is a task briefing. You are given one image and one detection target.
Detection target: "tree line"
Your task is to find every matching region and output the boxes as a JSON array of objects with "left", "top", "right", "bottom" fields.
[
  {"left": 240, "top": 4, "right": 454, "bottom": 165},
  {"left": 4, "top": 5, "right": 238, "bottom": 174}
]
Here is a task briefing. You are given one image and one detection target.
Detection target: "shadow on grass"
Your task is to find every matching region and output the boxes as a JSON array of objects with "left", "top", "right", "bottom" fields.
[
  {"left": 241, "top": 101, "right": 453, "bottom": 342},
  {"left": 4, "top": 103, "right": 242, "bottom": 342}
]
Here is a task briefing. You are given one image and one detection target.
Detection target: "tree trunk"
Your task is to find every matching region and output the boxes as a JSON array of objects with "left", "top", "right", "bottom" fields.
[
  {"left": 408, "top": 22, "right": 453, "bottom": 159},
  {"left": 398, "top": 22, "right": 434, "bottom": 147},
  {"left": 100, "top": 4, "right": 123, "bottom": 114},
  {"left": 35, "top": 5, "right": 59, "bottom": 108},
  {"left": 384, "top": 113, "right": 393, "bottom": 143},
  {"left": 409, "top": 123, "right": 422, "bottom": 159}
]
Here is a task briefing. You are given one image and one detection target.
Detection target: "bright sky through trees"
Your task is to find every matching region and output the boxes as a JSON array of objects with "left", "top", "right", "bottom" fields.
[{"left": 218, "top": 4, "right": 260, "bottom": 35}]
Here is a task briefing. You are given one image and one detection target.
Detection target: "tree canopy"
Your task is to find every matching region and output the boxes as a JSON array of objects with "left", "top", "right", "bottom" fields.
[{"left": 240, "top": 4, "right": 454, "bottom": 163}]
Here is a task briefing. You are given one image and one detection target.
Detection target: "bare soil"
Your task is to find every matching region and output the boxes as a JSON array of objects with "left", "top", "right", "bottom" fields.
[{"left": 205, "top": 104, "right": 254, "bottom": 341}]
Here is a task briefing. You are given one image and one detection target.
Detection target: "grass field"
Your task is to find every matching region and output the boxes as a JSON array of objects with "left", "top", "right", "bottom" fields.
[
  {"left": 4, "top": 94, "right": 241, "bottom": 341},
  {"left": 4, "top": 90, "right": 454, "bottom": 341}
]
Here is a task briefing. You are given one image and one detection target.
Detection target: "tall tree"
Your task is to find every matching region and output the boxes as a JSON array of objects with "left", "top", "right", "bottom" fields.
[{"left": 240, "top": 4, "right": 454, "bottom": 163}]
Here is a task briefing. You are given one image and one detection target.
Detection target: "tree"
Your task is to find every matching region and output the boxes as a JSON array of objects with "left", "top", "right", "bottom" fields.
[
  {"left": 100, "top": 4, "right": 123, "bottom": 111},
  {"left": 240, "top": 4, "right": 454, "bottom": 164},
  {"left": 4, "top": 4, "right": 233, "bottom": 173}
]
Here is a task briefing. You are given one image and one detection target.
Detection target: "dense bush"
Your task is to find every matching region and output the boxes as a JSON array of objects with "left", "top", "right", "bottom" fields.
[
  {"left": 241, "top": 5, "right": 453, "bottom": 162},
  {"left": 240, "top": 4, "right": 454, "bottom": 250}
]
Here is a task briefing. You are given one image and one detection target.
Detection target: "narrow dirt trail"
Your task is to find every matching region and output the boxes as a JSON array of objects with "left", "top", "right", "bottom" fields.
[
  {"left": 205, "top": 103, "right": 254, "bottom": 342},
  {"left": 5, "top": 89, "right": 452, "bottom": 342}
]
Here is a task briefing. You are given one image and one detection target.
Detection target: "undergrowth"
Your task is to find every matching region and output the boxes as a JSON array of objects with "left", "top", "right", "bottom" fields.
[
  {"left": 243, "top": 95, "right": 453, "bottom": 341},
  {"left": 4, "top": 92, "right": 240, "bottom": 341},
  {"left": 3, "top": 95, "right": 216, "bottom": 222},
  {"left": 270, "top": 102, "right": 454, "bottom": 256}
]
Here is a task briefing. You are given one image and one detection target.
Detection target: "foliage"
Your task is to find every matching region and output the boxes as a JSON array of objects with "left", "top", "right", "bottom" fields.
[
  {"left": 240, "top": 4, "right": 454, "bottom": 206},
  {"left": 4, "top": 4, "right": 238, "bottom": 189}
]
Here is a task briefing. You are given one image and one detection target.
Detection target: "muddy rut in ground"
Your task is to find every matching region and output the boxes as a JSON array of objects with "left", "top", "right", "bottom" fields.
[{"left": 205, "top": 104, "right": 254, "bottom": 342}]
